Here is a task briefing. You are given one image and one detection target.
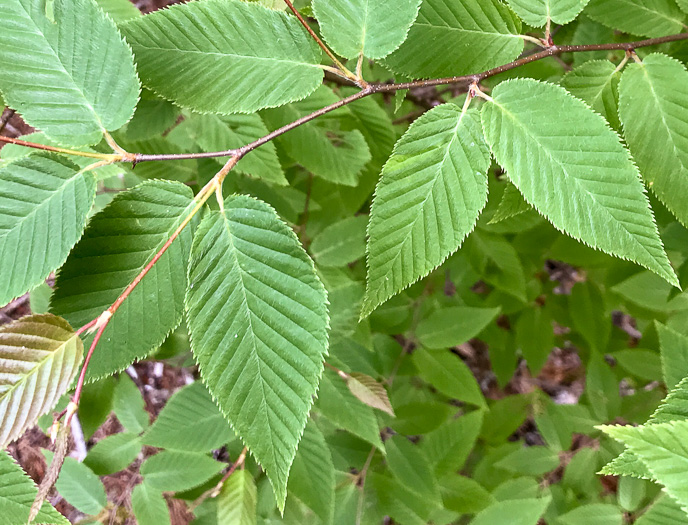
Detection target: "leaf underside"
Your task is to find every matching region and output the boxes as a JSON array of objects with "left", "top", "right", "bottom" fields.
[
  {"left": 0, "top": 314, "right": 83, "bottom": 448},
  {"left": 584, "top": 0, "right": 685, "bottom": 38},
  {"left": 185, "top": 195, "right": 329, "bottom": 511},
  {"left": 507, "top": 0, "right": 590, "bottom": 26}
]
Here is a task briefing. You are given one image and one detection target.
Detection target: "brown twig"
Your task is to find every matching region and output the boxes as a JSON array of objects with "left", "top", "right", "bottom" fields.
[{"left": 282, "top": 0, "right": 358, "bottom": 82}]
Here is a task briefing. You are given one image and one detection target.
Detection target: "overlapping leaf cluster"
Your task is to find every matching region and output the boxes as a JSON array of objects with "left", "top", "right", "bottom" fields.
[{"left": 1, "top": 0, "right": 688, "bottom": 523}]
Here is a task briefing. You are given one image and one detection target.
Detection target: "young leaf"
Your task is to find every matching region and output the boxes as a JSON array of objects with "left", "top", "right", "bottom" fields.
[
  {"left": 557, "top": 503, "right": 623, "bottom": 525},
  {"left": 51, "top": 180, "right": 197, "bottom": 381},
  {"left": 0, "top": 0, "right": 140, "bottom": 145},
  {"left": 470, "top": 497, "right": 551, "bottom": 525},
  {"left": 95, "top": 0, "right": 141, "bottom": 23},
  {"left": 312, "top": 0, "right": 421, "bottom": 59},
  {"left": 495, "top": 446, "right": 560, "bottom": 476},
  {"left": 481, "top": 78, "right": 678, "bottom": 287},
  {"left": 561, "top": 60, "right": 621, "bottom": 130},
  {"left": 287, "top": 422, "right": 335, "bottom": 524},
  {"left": 656, "top": 322, "right": 688, "bottom": 391},
  {"left": 489, "top": 182, "right": 532, "bottom": 224},
  {"left": 415, "top": 306, "right": 501, "bottom": 350},
  {"left": 413, "top": 348, "right": 487, "bottom": 408},
  {"left": 187, "top": 114, "right": 287, "bottom": 186},
  {"left": 83, "top": 433, "right": 142, "bottom": 475},
  {"left": 619, "top": 53, "right": 688, "bottom": 228},
  {"left": 121, "top": 0, "right": 323, "bottom": 114},
  {"left": 386, "top": 436, "right": 442, "bottom": 505},
  {"left": 362, "top": 105, "right": 491, "bottom": 317},
  {"left": 43, "top": 451, "right": 106, "bottom": 517},
  {"left": 383, "top": 0, "right": 524, "bottom": 78},
  {"left": 0, "top": 314, "right": 83, "bottom": 448},
  {"left": 217, "top": 470, "right": 256, "bottom": 525},
  {"left": 113, "top": 374, "right": 149, "bottom": 434},
  {"left": 602, "top": 420, "right": 688, "bottom": 513},
  {"left": 142, "top": 381, "right": 234, "bottom": 452},
  {"left": 315, "top": 369, "right": 384, "bottom": 451},
  {"left": 185, "top": 195, "right": 329, "bottom": 511},
  {"left": 0, "top": 450, "right": 69, "bottom": 525},
  {"left": 0, "top": 154, "right": 96, "bottom": 307},
  {"left": 421, "top": 410, "right": 484, "bottom": 476},
  {"left": 346, "top": 372, "right": 395, "bottom": 416},
  {"left": 584, "top": 0, "right": 685, "bottom": 38},
  {"left": 140, "top": 451, "right": 224, "bottom": 493},
  {"left": 310, "top": 216, "right": 368, "bottom": 268},
  {"left": 131, "top": 482, "right": 171, "bottom": 525},
  {"left": 262, "top": 86, "right": 372, "bottom": 187},
  {"left": 506, "top": 0, "right": 590, "bottom": 26}
]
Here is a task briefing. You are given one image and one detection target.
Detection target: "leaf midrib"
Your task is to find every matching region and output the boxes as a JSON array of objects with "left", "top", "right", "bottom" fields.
[{"left": 220, "top": 211, "right": 280, "bottom": 480}]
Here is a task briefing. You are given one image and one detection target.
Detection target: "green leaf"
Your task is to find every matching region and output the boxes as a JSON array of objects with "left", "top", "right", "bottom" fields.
[
  {"left": 315, "top": 369, "right": 384, "bottom": 450},
  {"left": 584, "top": 0, "right": 685, "bottom": 37},
  {"left": 413, "top": 347, "right": 487, "bottom": 408},
  {"left": 0, "top": 0, "right": 140, "bottom": 145},
  {"left": 0, "top": 153, "right": 96, "bottom": 307},
  {"left": 561, "top": 60, "right": 620, "bottom": 130},
  {"left": 142, "top": 381, "right": 234, "bottom": 452},
  {"left": 310, "top": 216, "right": 368, "bottom": 268},
  {"left": 131, "top": 482, "right": 171, "bottom": 525},
  {"left": 515, "top": 307, "right": 553, "bottom": 375},
  {"left": 470, "top": 497, "right": 551, "bottom": 525},
  {"left": 346, "top": 372, "right": 394, "bottom": 416},
  {"left": 569, "top": 281, "right": 610, "bottom": 352},
  {"left": 262, "top": 86, "right": 371, "bottom": 187},
  {"left": 95, "top": 0, "right": 141, "bottom": 23},
  {"left": 0, "top": 314, "right": 83, "bottom": 447},
  {"left": 384, "top": 0, "right": 523, "bottom": 78},
  {"left": 43, "top": 451, "right": 106, "bottom": 516},
  {"left": 188, "top": 114, "right": 286, "bottom": 186},
  {"left": 416, "top": 306, "right": 501, "bottom": 349},
  {"left": 602, "top": 420, "right": 688, "bottom": 513},
  {"left": 495, "top": 446, "right": 560, "bottom": 476},
  {"left": 113, "top": 374, "right": 148, "bottom": 434},
  {"left": 465, "top": 230, "right": 527, "bottom": 301},
  {"left": 286, "top": 422, "right": 334, "bottom": 524},
  {"left": 489, "top": 182, "right": 532, "bottom": 225},
  {"left": 362, "top": 105, "right": 491, "bottom": 317},
  {"left": 657, "top": 323, "right": 688, "bottom": 391},
  {"left": 141, "top": 451, "right": 224, "bottom": 493},
  {"left": 619, "top": 53, "right": 688, "bottom": 228},
  {"left": 506, "top": 0, "right": 590, "bottom": 25},
  {"left": 217, "top": 471, "right": 256, "bottom": 525},
  {"left": 51, "top": 180, "right": 196, "bottom": 381},
  {"left": 481, "top": 78, "right": 677, "bottom": 287},
  {"left": 558, "top": 503, "right": 623, "bottom": 525},
  {"left": 186, "top": 195, "right": 329, "bottom": 511},
  {"left": 84, "top": 432, "right": 142, "bottom": 475},
  {"left": 386, "top": 435, "right": 442, "bottom": 504},
  {"left": 121, "top": 0, "right": 323, "bottom": 114},
  {"left": 0, "top": 450, "right": 69, "bottom": 525},
  {"left": 636, "top": 495, "right": 688, "bottom": 525},
  {"left": 421, "top": 410, "right": 484, "bottom": 476},
  {"left": 312, "top": 0, "right": 421, "bottom": 59}
]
